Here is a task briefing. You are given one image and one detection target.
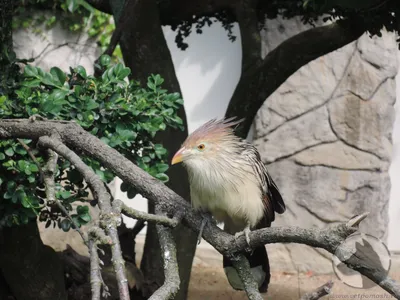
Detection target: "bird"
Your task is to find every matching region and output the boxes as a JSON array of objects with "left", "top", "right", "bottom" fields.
[{"left": 171, "top": 117, "right": 286, "bottom": 292}]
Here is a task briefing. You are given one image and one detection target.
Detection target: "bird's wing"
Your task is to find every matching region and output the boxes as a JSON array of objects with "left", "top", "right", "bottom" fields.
[{"left": 242, "top": 143, "right": 286, "bottom": 226}]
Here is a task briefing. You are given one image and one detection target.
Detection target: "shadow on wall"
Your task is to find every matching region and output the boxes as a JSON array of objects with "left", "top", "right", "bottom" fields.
[{"left": 162, "top": 20, "right": 242, "bottom": 132}]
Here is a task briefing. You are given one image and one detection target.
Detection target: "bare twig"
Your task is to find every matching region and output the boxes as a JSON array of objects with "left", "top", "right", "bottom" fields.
[
  {"left": 148, "top": 223, "right": 180, "bottom": 300},
  {"left": 113, "top": 199, "right": 179, "bottom": 227},
  {"left": 17, "top": 138, "right": 44, "bottom": 181},
  {"left": 300, "top": 280, "right": 334, "bottom": 300},
  {"left": 42, "top": 148, "right": 88, "bottom": 245},
  {"left": 1, "top": 120, "right": 400, "bottom": 299},
  {"left": 131, "top": 219, "right": 146, "bottom": 239},
  {"left": 231, "top": 254, "right": 263, "bottom": 300},
  {"left": 37, "top": 135, "right": 130, "bottom": 300},
  {"left": 89, "top": 239, "right": 103, "bottom": 300}
]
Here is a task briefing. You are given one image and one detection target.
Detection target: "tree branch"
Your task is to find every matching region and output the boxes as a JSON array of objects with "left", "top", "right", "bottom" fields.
[
  {"left": 1, "top": 119, "right": 399, "bottom": 298},
  {"left": 225, "top": 18, "right": 366, "bottom": 137},
  {"left": 37, "top": 134, "right": 130, "bottom": 300},
  {"left": 300, "top": 281, "right": 334, "bottom": 300},
  {"left": 17, "top": 138, "right": 45, "bottom": 181},
  {"left": 42, "top": 148, "right": 88, "bottom": 245},
  {"left": 114, "top": 199, "right": 179, "bottom": 227},
  {"left": 88, "top": 239, "right": 103, "bottom": 300},
  {"left": 148, "top": 223, "right": 180, "bottom": 300},
  {"left": 231, "top": 254, "right": 263, "bottom": 300},
  {"left": 85, "top": 0, "right": 112, "bottom": 14},
  {"left": 234, "top": 0, "right": 262, "bottom": 72}
]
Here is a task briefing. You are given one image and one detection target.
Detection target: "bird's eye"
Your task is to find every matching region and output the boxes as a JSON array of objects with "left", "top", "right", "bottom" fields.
[{"left": 197, "top": 144, "right": 205, "bottom": 151}]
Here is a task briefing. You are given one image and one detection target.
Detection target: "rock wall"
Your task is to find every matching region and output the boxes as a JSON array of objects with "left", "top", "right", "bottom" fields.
[{"left": 255, "top": 17, "right": 397, "bottom": 273}]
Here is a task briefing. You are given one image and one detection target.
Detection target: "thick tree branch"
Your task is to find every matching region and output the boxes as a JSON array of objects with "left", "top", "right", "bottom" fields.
[
  {"left": 234, "top": 0, "right": 262, "bottom": 72},
  {"left": 300, "top": 281, "right": 334, "bottom": 300},
  {"left": 148, "top": 223, "right": 180, "bottom": 300},
  {"left": 37, "top": 135, "right": 130, "bottom": 300},
  {"left": 226, "top": 18, "right": 366, "bottom": 137},
  {"left": 1, "top": 120, "right": 399, "bottom": 298}
]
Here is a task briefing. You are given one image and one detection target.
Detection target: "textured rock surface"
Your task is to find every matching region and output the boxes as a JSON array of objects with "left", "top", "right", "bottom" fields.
[
  {"left": 13, "top": 18, "right": 100, "bottom": 73},
  {"left": 255, "top": 17, "right": 397, "bottom": 273}
]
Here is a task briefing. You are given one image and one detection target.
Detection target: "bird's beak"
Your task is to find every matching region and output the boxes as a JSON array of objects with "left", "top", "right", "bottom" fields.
[{"left": 171, "top": 148, "right": 185, "bottom": 165}]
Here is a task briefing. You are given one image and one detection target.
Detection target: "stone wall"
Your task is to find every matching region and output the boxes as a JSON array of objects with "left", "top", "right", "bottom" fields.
[{"left": 255, "top": 17, "right": 397, "bottom": 272}]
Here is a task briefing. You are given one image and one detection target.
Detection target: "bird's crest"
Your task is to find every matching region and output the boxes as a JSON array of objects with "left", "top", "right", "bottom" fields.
[{"left": 183, "top": 117, "right": 244, "bottom": 147}]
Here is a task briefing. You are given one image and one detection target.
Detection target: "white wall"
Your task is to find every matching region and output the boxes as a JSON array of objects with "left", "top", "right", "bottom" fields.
[{"left": 115, "top": 21, "right": 400, "bottom": 252}]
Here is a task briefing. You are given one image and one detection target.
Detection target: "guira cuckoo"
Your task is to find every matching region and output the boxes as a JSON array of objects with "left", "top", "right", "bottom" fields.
[{"left": 171, "top": 117, "right": 286, "bottom": 292}]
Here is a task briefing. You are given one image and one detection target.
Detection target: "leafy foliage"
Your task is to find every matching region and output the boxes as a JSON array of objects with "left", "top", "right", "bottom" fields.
[
  {"left": 0, "top": 55, "right": 184, "bottom": 229},
  {"left": 162, "top": 0, "right": 400, "bottom": 50},
  {"left": 13, "top": 0, "right": 122, "bottom": 60}
]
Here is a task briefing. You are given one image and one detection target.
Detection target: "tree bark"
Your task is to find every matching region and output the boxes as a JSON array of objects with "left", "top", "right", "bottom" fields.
[
  {"left": 109, "top": 0, "right": 197, "bottom": 299},
  {"left": 0, "top": 221, "right": 67, "bottom": 300},
  {"left": 0, "top": 0, "right": 13, "bottom": 92}
]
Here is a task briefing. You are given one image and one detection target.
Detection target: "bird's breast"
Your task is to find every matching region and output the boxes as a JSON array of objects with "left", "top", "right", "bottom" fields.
[{"left": 186, "top": 161, "right": 265, "bottom": 228}]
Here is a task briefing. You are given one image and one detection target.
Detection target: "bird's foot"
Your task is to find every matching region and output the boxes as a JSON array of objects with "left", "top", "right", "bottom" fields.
[
  {"left": 234, "top": 226, "right": 252, "bottom": 252},
  {"left": 197, "top": 211, "right": 214, "bottom": 245}
]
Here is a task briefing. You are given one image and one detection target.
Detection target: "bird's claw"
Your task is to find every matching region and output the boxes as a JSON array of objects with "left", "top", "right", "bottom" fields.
[{"left": 235, "top": 226, "right": 252, "bottom": 252}]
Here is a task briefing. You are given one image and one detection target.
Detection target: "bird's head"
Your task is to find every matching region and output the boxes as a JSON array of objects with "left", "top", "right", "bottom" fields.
[{"left": 171, "top": 117, "right": 244, "bottom": 167}]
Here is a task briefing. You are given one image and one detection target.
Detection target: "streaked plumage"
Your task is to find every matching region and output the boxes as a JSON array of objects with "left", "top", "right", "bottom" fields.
[{"left": 171, "top": 117, "right": 286, "bottom": 292}]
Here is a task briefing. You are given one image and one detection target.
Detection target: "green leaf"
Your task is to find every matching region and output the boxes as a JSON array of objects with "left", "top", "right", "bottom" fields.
[
  {"left": 50, "top": 67, "right": 67, "bottom": 85},
  {"left": 17, "top": 160, "right": 27, "bottom": 171},
  {"left": 21, "top": 195, "right": 31, "bottom": 208},
  {"left": 24, "top": 65, "right": 38, "bottom": 77},
  {"left": 59, "top": 190, "right": 71, "bottom": 199},
  {"left": 120, "top": 181, "right": 129, "bottom": 192},
  {"left": 127, "top": 188, "right": 137, "bottom": 199},
  {"left": 79, "top": 213, "right": 91, "bottom": 223},
  {"left": 155, "top": 173, "right": 169, "bottom": 182},
  {"left": 7, "top": 181, "right": 16, "bottom": 191},
  {"left": 60, "top": 219, "right": 71, "bottom": 232},
  {"left": 29, "top": 163, "right": 39, "bottom": 172},
  {"left": 22, "top": 78, "right": 41, "bottom": 87},
  {"left": 77, "top": 205, "right": 89, "bottom": 215},
  {"left": 5, "top": 148, "right": 14, "bottom": 156},
  {"left": 100, "top": 54, "right": 111, "bottom": 67},
  {"left": 153, "top": 74, "right": 164, "bottom": 86},
  {"left": 157, "top": 163, "right": 169, "bottom": 173},
  {"left": 76, "top": 65, "right": 87, "bottom": 78},
  {"left": 0, "top": 153, "right": 5, "bottom": 160}
]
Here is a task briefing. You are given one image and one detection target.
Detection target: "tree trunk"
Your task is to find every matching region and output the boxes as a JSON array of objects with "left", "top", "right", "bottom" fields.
[
  {"left": 0, "top": 0, "right": 13, "bottom": 91},
  {"left": 0, "top": 221, "right": 67, "bottom": 300},
  {"left": 109, "top": 0, "right": 197, "bottom": 299}
]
